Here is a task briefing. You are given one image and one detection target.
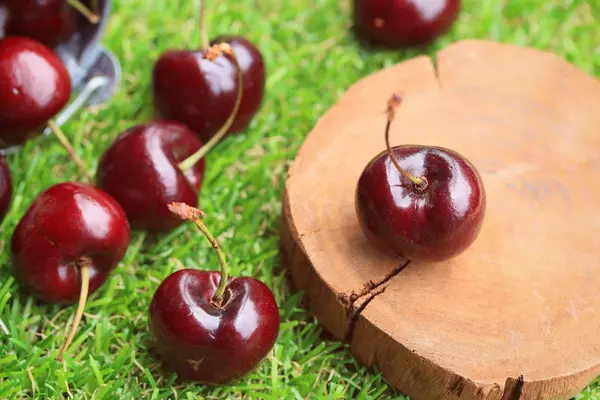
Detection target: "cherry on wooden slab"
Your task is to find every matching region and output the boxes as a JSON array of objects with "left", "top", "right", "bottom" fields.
[{"left": 281, "top": 40, "right": 600, "bottom": 400}]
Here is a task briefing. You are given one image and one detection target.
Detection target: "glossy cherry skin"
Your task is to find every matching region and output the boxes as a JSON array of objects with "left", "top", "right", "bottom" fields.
[
  {"left": 0, "top": 156, "right": 12, "bottom": 223},
  {"left": 0, "top": 36, "right": 71, "bottom": 148},
  {"left": 5, "top": 0, "right": 76, "bottom": 48},
  {"left": 353, "top": 0, "right": 461, "bottom": 48},
  {"left": 12, "top": 182, "right": 130, "bottom": 304},
  {"left": 96, "top": 121, "right": 205, "bottom": 233},
  {"left": 149, "top": 269, "right": 280, "bottom": 384},
  {"left": 356, "top": 145, "right": 486, "bottom": 262},
  {"left": 152, "top": 36, "right": 265, "bottom": 142}
]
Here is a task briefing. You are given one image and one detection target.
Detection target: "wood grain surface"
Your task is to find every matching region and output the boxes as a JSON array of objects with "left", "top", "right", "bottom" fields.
[{"left": 281, "top": 40, "right": 600, "bottom": 400}]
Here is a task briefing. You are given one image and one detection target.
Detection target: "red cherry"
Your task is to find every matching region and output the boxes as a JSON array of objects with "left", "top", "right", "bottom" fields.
[
  {"left": 12, "top": 181, "right": 130, "bottom": 359},
  {"left": 0, "top": 36, "right": 71, "bottom": 148},
  {"left": 355, "top": 95, "right": 486, "bottom": 262},
  {"left": 12, "top": 182, "right": 130, "bottom": 304},
  {"left": 5, "top": 0, "right": 77, "bottom": 48},
  {"left": 0, "top": 155, "right": 12, "bottom": 223},
  {"left": 149, "top": 203, "right": 279, "bottom": 384},
  {"left": 150, "top": 269, "right": 280, "bottom": 384},
  {"left": 99, "top": 43, "right": 243, "bottom": 234},
  {"left": 353, "top": 0, "right": 461, "bottom": 48},
  {"left": 152, "top": 3, "right": 264, "bottom": 142},
  {"left": 96, "top": 121, "right": 205, "bottom": 233},
  {"left": 209, "top": 35, "right": 265, "bottom": 134}
]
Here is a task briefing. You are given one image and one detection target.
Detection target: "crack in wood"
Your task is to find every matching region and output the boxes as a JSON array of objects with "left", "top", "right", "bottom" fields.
[
  {"left": 342, "top": 284, "right": 388, "bottom": 344},
  {"left": 338, "top": 259, "right": 411, "bottom": 344},
  {"left": 449, "top": 375, "right": 467, "bottom": 397},
  {"left": 338, "top": 259, "right": 411, "bottom": 309},
  {"left": 500, "top": 375, "right": 524, "bottom": 400},
  {"left": 511, "top": 375, "right": 524, "bottom": 400}
]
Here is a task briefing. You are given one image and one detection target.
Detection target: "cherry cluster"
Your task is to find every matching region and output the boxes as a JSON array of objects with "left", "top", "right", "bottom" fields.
[
  {"left": 0, "top": 0, "right": 467, "bottom": 387},
  {"left": 0, "top": 1, "right": 278, "bottom": 386}
]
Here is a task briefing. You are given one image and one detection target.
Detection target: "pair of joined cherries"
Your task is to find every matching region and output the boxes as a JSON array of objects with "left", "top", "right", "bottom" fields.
[
  {"left": 1, "top": 2, "right": 278, "bottom": 386},
  {"left": 98, "top": 34, "right": 265, "bottom": 233},
  {"left": 0, "top": 34, "right": 264, "bottom": 232}
]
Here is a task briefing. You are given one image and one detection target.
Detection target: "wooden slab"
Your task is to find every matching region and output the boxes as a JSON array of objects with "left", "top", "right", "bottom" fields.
[{"left": 281, "top": 40, "right": 600, "bottom": 400}]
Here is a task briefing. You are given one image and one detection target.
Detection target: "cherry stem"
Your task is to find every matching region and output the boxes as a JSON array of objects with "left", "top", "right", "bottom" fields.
[
  {"left": 57, "top": 257, "right": 91, "bottom": 362},
  {"left": 385, "top": 94, "right": 426, "bottom": 187},
  {"left": 178, "top": 43, "right": 243, "bottom": 172},
  {"left": 199, "top": 0, "right": 209, "bottom": 49},
  {"left": 168, "top": 203, "right": 229, "bottom": 306},
  {"left": 67, "top": 0, "right": 100, "bottom": 24},
  {"left": 47, "top": 119, "right": 93, "bottom": 184}
]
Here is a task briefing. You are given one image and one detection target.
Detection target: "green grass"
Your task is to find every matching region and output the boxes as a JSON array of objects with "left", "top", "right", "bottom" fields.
[{"left": 1, "top": 0, "right": 599, "bottom": 398}]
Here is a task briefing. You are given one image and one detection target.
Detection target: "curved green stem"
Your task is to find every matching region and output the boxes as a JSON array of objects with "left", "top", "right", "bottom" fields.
[
  {"left": 57, "top": 258, "right": 91, "bottom": 361},
  {"left": 178, "top": 43, "right": 243, "bottom": 172},
  {"left": 67, "top": 0, "right": 100, "bottom": 24},
  {"left": 385, "top": 94, "right": 426, "bottom": 188},
  {"left": 47, "top": 119, "right": 93, "bottom": 184},
  {"left": 199, "top": 0, "right": 209, "bottom": 49},
  {"left": 168, "top": 203, "right": 229, "bottom": 306}
]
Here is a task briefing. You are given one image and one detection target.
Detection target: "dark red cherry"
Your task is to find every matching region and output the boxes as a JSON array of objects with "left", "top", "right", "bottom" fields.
[
  {"left": 353, "top": 0, "right": 461, "bottom": 48},
  {"left": 150, "top": 269, "right": 280, "bottom": 384},
  {"left": 12, "top": 182, "right": 130, "bottom": 304},
  {"left": 0, "top": 155, "right": 12, "bottom": 223},
  {"left": 355, "top": 95, "right": 485, "bottom": 262},
  {"left": 96, "top": 121, "right": 205, "bottom": 233},
  {"left": 356, "top": 145, "right": 486, "bottom": 262},
  {"left": 152, "top": 36, "right": 265, "bottom": 142},
  {"left": 5, "top": 0, "right": 76, "bottom": 48},
  {"left": 0, "top": 36, "right": 71, "bottom": 148},
  {"left": 150, "top": 203, "right": 279, "bottom": 385}
]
